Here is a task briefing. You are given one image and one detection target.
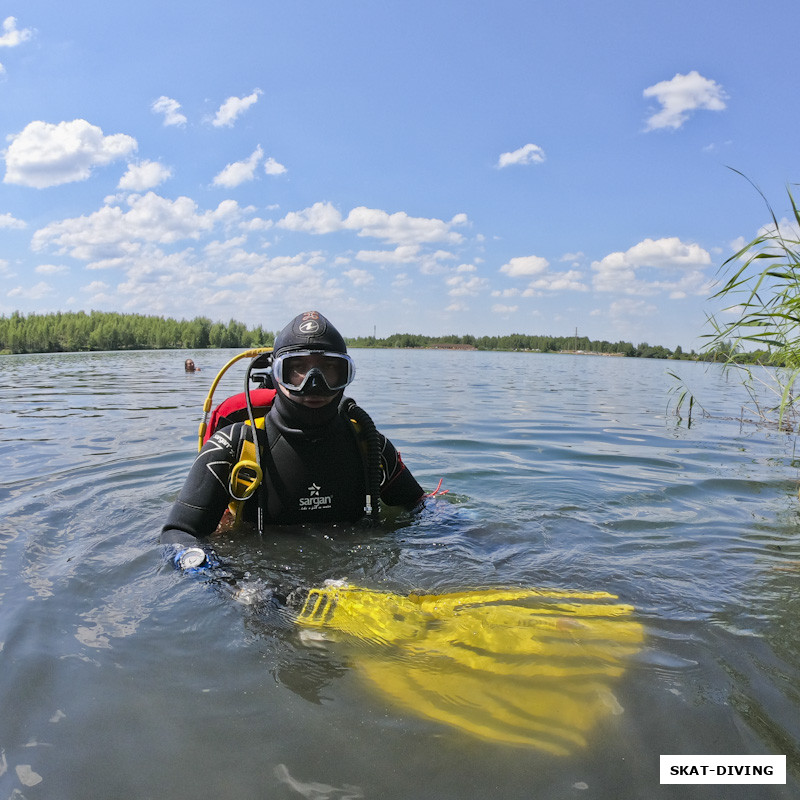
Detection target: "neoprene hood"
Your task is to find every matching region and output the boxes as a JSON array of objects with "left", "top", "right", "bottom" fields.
[{"left": 273, "top": 311, "right": 347, "bottom": 356}]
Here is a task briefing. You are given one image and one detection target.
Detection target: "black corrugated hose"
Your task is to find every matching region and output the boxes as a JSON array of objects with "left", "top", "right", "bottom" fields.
[{"left": 340, "top": 397, "right": 382, "bottom": 523}]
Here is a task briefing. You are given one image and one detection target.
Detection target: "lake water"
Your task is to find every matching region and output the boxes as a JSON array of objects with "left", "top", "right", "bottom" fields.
[{"left": 0, "top": 348, "right": 798, "bottom": 799}]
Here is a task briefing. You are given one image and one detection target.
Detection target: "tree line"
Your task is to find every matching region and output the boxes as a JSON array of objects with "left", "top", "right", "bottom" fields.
[
  {"left": 0, "top": 311, "right": 273, "bottom": 354},
  {"left": 347, "top": 332, "right": 774, "bottom": 363},
  {"left": 0, "top": 310, "right": 775, "bottom": 364}
]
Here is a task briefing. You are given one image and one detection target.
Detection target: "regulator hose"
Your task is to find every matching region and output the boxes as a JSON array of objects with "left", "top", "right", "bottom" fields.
[
  {"left": 244, "top": 355, "right": 266, "bottom": 535},
  {"left": 340, "top": 397, "right": 382, "bottom": 523}
]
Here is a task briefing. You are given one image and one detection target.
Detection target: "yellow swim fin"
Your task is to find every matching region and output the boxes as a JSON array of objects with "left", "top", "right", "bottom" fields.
[{"left": 296, "top": 583, "right": 644, "bottom": 754}]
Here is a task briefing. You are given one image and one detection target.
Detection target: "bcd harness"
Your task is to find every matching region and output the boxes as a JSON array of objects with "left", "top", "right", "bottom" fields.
[
  {"left": 198, "top": 347, "right": 383, "bottom": 533},
  {"left": 226, "top": 399, "right": 382, "bottom": 531}
]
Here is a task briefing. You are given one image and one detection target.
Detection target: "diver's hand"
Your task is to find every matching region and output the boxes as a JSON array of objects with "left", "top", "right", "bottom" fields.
[{"left": 172, "top": 545, "right": 220, "bottom": 573}]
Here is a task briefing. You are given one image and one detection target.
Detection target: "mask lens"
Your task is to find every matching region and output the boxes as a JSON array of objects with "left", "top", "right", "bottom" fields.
[{"left": 275, "top": 352, "right": 353, "bottom": 392}]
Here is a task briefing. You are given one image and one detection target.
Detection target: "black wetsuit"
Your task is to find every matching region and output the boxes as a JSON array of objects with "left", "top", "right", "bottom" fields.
[{"left": 161, "top": 400, "right": 424, "bottom": 546}]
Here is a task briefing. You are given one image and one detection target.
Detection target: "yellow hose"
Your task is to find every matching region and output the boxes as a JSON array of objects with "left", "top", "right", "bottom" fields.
[{"left": 197, "top": 347, "right": 273, "bottom": 451}]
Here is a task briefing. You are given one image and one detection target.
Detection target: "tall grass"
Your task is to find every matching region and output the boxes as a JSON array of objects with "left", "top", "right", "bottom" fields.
[{"left": 702, "top": 175, "right": 800, "bottom": 427}]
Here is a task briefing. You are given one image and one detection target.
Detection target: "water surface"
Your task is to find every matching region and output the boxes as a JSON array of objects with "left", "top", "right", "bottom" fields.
[{"left": 1, "top": 349, "right": 798, "bottom": 799}]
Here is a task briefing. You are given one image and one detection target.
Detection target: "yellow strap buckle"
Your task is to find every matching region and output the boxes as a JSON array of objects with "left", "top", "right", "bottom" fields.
[{"left": 229, "top": 459, "right": 263, "bottom": 501}]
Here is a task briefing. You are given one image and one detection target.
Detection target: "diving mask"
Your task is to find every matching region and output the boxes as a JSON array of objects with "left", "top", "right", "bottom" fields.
[{"left": 271, "top": 350, "right": 355, "bottom": 396}]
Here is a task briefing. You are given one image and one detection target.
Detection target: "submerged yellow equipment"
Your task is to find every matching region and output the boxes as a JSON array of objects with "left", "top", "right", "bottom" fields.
[{"left": 297, "top": 583, "right": 644, "bottom": 754}]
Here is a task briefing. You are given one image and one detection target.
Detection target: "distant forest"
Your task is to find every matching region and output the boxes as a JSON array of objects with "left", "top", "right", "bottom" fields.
[{"left": 0, "top": 310, "right": 774, "bottom": 364}]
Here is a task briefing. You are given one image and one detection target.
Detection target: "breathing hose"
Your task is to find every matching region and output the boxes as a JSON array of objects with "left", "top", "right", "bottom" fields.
[
  {"left": 244, "top": 356, "right": 266, "bottom": 535},
  {"left": 340, "top": 397, "right": 382, "bottom": 523}
]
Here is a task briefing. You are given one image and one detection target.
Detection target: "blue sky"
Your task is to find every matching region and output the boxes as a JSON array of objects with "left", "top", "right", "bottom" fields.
[{"left": 1, "top": 1, "right": 798, "bottom": 350}]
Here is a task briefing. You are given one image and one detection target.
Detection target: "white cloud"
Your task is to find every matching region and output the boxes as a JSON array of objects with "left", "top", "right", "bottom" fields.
[
  {"left": 643, "top": 71, "right": 728, "bottom": 131},
  {"left": 203, "top": 236, "right": 247, "bottom": 259},
  {"left": 500, "top": 254, "right": 587, "bottom": 294},
  {"left": 0, "top": 16, "right": 33, "bottom": 48},
  {"left": 4, "top": 119, "right": 137, "bottom": 188},
  {"left": 392, "top": 272, "right": 411, "bottom": 288},
  {"left": 492, "top": 303, "right": 518, "bottom": 314},
  {"left": 0, "top": 212, "right": 26, "bottom": 229},
  {"left": 213, "top": 146, "right": 264, "bottom": 188},
  {"left": 82, "top": 280, "right": 110, "bottom": 293},
  {"left": 500, "top": 255, "right": 550, "bottom": 277},
  {"left": 491, "top": 288, "right": 520, "bottom": 298},
  {"left": 278, "top": 202, "right": 466, "bottom": 246},
  {"left": 212, "top": 89, "right": 262, "bottom": 127},
  {"left": 497, "top": 143, "right": 546, "bottom": 168},
  {"left": 446, "top": 274, "right": 490, "bottom": 297},
  {"left": 729, "top": 235, "right": 747, "bottom": 253},
  {"left": 35, "top": 263, "right": 69, "bottom": 275},
  {"left": 354, "top": 245, "right": 454, "bottom": 277},
  {"left": 0, "top": 15, "right": 33, "bottom": 72},
  {"left": 522, "top": 269, "right": 588, "bottom": 296},
  {"left": 151, "top": 96, "right": 187, "bottom": 127},
  {"left": 345, "top": 207, "right": 465, "bottom": 245},
  {"left": 264, "top": 157, "right": 287, "bottom": 176},
  {"left": 278, "top": 201, "right": 344, "bottom": 234},
  {"left": 239, "top": 215, "right": 274, "bottom": 232},
  {"left": 356, "top": 244, "right": 421, "bottom": 264},
  {"left": 118, "top": 160, "right": 172, "bottom": 191},
  {"left": 342, "top": 268, "right": 374, "bottom": 287},
  {"left": 756, "top": 216, "right": 800, "bottom": 243},
  {"left": 592, "top": 236, "right": 712, "bottom": 295},
  {"left": 31, "top": 192, "right": 242, "bottom": 262},
  {"left": 7, "top": 281, "right": 53, "bottom": 299}
]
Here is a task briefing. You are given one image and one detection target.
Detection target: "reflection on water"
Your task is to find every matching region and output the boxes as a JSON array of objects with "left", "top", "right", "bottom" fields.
[{"left": 0, "top": 349, "right": 799, "bottom": 799}]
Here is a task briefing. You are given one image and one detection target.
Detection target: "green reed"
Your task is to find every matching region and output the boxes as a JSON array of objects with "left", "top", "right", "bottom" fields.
[{"left": 702, "top": 175, "right": 800, "bottom": 428}]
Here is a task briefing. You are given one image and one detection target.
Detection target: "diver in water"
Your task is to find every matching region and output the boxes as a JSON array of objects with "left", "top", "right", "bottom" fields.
[{"left": 162, "top": 311, "right": 426, "bottom": 569}]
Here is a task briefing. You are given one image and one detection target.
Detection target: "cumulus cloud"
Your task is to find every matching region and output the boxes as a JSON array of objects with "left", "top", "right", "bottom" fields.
[
  {"left": 500, "top": 253, "right": 587, "bottom": 294},
  {"left": 0, "top": 16, "right": 33, "bottom": 64},
  {"left": 497, "top": 143, "right": 546, "bottom": 168},
  {"left": 346, "top": 207, "right": 465, "bottom": 245},
  {"left": 7, "top": 281, "right": 53, "bottom": 299},
  {"left": 0, "top": 211, "right": 26, "bottom": 229},
  {"left": 35, "top": 263, "right": 69, "bottom": 275},
  {"left": 212, "top": 90, "right": 262, "bottom": 127},
  {"left": 213, "top": 145, "right": 264, "bottom": 188},
  {"left": 31, "top": 192, "right": 242, "bottom": 263},
  {"left": 342, "top": 268, "right": 374, "bottom": 287},
  {"left": 522, "top": 269, "right": 587, "bottom": 295},
  {"left": 356, "top": 244, "right": 422, "bottom": 264},
  {"left": 354, "top": 244, "right": 454, "bottom": 275},
  {"left": 492, "top": 303, "right": 518, "bottom": 314},
  {"left": 643, "top": 71, "right": 728, "bottom": 131},
  {"left": 755, "top": 216, "right": 800, "bottom": 245},
  {"left": 592, "top": 236, "right": 712, "bottom": 296},
  {"left": 446, "top": 274, "right": 490, "bottom": 297},
  {"left": 500, "top": 255, "right": 550, "bottom": 277},
  {"left": 264, "top": 157, "right": 287, "bottom": 176},
  {"left": 278, "top": 202, "right": 467, "bottom": 246},
  {"left": 151, "top": 96, "right": 187, "bottom": 127},
  {"left": 278, "top": 201, "right": 344, "bottom": 235},
  {"left": 4, "top": 119, "right": 137, "bottom": 188},
  {"left": 118, "top": 160, "right": 173, "bottom": 191}
]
